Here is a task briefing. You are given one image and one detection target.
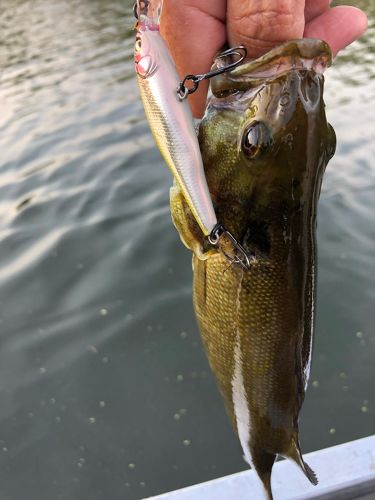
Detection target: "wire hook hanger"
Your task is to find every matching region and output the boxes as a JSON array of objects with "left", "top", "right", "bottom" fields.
[{"left": 177, "top": 46, "right": 247, "bottom": 100}]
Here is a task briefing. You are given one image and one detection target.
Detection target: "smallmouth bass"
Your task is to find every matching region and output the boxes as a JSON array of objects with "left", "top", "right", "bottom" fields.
[{"left": 170, "top": 39, "right": 336, "bottom": 499}]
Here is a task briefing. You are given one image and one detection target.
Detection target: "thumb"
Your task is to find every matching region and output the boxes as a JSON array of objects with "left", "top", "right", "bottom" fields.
[
  {"left": 161, "top": 0, "right": 226, "bottom": 118},
  {"left": 227, "top": 0, "right": 305, "bottom": 58}
]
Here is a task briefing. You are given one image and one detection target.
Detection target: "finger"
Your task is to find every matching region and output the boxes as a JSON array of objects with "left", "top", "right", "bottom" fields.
[
  {"left": 227, "top": 0, "right": 305, "bottom": 58},
  {"left": 304, "top": 6, "right": 368, "bottom": 56},
  {"left": 305, "top": 0, "right": 331, "bottom": 23},
  {"left": 161, "top": 0, "right": 226, "bottom": 117}
]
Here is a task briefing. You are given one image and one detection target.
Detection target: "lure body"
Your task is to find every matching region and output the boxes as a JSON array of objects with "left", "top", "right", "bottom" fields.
[{"left": 134, "top": 8, "right": 217, "bottom": 237}]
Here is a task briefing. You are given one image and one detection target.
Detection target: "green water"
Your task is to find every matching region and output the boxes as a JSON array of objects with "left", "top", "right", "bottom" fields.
[{"left": 0, "top": 1, "right": 374, "bottom": 499}]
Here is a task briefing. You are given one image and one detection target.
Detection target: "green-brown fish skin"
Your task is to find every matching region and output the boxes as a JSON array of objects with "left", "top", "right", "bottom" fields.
[{"left": 170, "top": 39, "right": 336, "bottom": 499}]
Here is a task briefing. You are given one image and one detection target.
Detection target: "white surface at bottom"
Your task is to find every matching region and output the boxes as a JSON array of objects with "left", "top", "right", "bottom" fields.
[{"left": 146, "top": 435, "right": 375, "bottom": 500}]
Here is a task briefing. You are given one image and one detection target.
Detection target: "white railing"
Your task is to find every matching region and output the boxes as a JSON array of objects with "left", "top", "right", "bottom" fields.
[{"left": 146, "top": 435, "right": 375, "bottom": 500}]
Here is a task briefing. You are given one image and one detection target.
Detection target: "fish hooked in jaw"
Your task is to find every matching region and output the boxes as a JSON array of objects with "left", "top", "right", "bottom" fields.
[{"left": 170, "top": 39, "right": 336, "bottom": 499}]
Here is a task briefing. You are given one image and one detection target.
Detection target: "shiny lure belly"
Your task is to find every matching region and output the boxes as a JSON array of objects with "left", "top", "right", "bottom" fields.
[{"left": 133, "top": 1, "right": 217, "bottom": 238}]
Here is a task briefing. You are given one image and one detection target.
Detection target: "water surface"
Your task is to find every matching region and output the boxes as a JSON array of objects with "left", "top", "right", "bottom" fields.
[{"left": 0, "top": 1, "right": 374, "bottom": 499}]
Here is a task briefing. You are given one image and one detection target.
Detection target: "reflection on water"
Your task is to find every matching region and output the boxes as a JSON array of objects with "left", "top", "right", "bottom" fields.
[{"left": 0, "top": 1, "right": 374, "bottom": 499}]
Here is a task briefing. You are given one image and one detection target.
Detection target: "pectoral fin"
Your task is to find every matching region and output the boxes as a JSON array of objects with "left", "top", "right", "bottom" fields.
[{"left": 170, "top": 183, "right": 214, "bottom": 261}]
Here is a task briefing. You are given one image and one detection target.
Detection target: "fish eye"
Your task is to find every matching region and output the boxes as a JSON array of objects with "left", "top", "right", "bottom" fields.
[
  {"left": 242, "top": 121, "right": 273, "bottom": 159},
  {"left": 134, "top": 38, "right": 142, "bottom": 53}
]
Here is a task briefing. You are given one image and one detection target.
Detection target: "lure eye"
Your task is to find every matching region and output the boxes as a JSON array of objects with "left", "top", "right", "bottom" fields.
[
  {"left": 134, "top": 38, "right": 142, "bottom": 53},
  {"left": 242, "top": 121, "right": 273, "bottom": 159}
]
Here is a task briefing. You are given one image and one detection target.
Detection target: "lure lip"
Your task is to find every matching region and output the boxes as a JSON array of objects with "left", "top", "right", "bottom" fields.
[{"left": 134, "top": 0, "right": 162, "bottom": 31}]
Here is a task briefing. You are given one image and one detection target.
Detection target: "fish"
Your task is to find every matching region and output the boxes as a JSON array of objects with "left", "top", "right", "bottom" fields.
[
  {"left": 133, "top": 0, "right": 217, "bottom": 237},
  {"left": 170, "top": 39, "right": 336, "bottom": 499}
]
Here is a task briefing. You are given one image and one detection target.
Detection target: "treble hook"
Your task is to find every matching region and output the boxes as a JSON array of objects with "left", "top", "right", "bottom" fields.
[
  {"left": 208, "top": 223, "right": 254, "bottom": 271},
  {"left": 177, "top": 46, "right": 247, "bottom": 100}
]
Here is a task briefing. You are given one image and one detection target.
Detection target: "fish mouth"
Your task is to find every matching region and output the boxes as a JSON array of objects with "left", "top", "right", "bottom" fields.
[{"left": 212, "top": 39, "right": 332, "bottom": 95}]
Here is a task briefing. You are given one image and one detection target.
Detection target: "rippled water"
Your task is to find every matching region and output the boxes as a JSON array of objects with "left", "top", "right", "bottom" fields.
[{"left": 0, "top": 1, "right": 374, "bottom": 499}]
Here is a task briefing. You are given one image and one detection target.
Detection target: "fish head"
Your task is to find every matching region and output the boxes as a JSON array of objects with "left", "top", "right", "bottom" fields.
[{"left": 200, "top": 39, "right": 336, "bottom": 238}]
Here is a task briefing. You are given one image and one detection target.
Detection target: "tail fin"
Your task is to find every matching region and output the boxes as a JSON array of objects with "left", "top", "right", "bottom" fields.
[
  {"left": 250, "top": 447, "right": 277, "bottom": 500},
  {"left": 287, "top": 436, "right": 318, "bottom": 486}
]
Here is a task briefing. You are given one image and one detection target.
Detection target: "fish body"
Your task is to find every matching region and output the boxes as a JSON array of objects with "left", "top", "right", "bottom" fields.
[
  {"left": 134, "top": 4, "right": 217, "bottom": 236},
  {"left": 170, "top": 40, "right": 336, "bottom": 499}
]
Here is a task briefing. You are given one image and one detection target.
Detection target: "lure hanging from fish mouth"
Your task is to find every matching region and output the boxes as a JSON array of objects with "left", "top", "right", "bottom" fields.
[{"left": 133, "top": 1, "right": 252, "bottom": 270}]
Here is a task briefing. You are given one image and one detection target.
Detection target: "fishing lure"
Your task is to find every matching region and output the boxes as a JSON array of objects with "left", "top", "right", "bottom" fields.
[{"left": 133, "top": 0, "right": 250, "bottom": 269}]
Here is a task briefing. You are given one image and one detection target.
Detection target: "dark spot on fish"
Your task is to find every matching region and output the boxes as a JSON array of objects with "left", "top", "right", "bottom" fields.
[{"left": 243, "top": 220, "right": 271, "bottom": 255}]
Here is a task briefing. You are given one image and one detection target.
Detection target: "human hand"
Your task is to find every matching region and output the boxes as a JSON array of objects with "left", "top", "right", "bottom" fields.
[{"left": 161, "top": 0, "right": 368, "bottom": 118}]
